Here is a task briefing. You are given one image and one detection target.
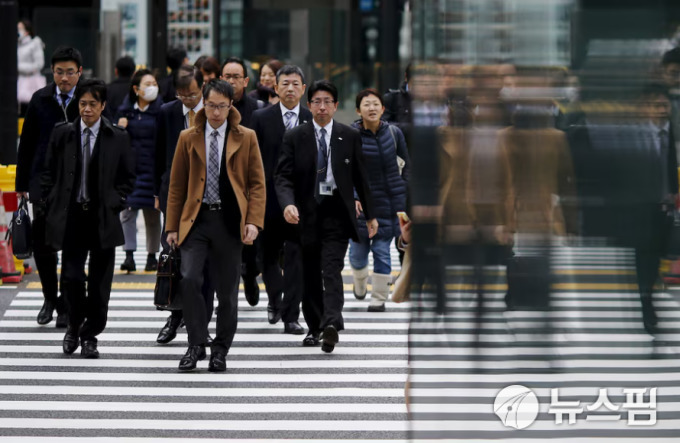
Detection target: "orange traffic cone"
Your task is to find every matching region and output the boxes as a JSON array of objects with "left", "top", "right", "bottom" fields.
[{"left": 0, "top": 190, "right": 22, "bottom": 284}]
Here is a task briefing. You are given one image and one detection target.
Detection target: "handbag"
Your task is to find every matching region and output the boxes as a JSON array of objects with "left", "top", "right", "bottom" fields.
[
  {"left": 504, "top": 254, "right": 551, "bottom": 310},
  {"left": 387, "top": 125, "right": 406, "bottom": 176},
  {"left": 666, "top": 211, "right": 680, "bottom": 257},
  {"left": 392, "top": 244, "right": 411, "bottom": 303},
  {"left": 154, "top": 246, "right": 183, "bottom": 310},
  {"left": 6, "top": 197, "right": 33, "bottom": 259}
]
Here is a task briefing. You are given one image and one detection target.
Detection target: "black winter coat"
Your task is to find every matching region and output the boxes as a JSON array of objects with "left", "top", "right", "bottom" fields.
[
  {"left": 116, "top": 96, "right": 163, "bottom": 208},
  {"left": 16, "top": 83, "right": 80, "bottom": 201},
  {"left": 351, "top": 120, "right": 410, "bottom": 239},
  {"left": 40, "top": 117, "right": 136, "bottom": 250}
]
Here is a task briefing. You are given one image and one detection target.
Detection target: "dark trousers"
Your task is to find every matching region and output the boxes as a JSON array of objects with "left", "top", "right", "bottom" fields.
[
  {"left": 260, "top": 215, "right": 303, "bottom": 322},
  {"left": 32, "top": 205, "right": 65, "bottom": 314},
  {"left": 161, "top": 213, "right": 214, "bottom": 322},
  {"left": 61, "top": 205, "right": 115, "bottom": 342},
  {"left": 179, "top": 208, "right": 242, "bottom": 354},
  {"left": 301, "top": 194, "right": 350, "bottom": 334},
  {"left": 634, "top": 208, "right": 670, "bottom": 296}
]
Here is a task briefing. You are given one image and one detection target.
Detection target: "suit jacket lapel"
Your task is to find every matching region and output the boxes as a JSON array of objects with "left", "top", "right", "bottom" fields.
[
  {"left": 226, "top": 127, "right": 244, "bottom": 166},
  {"left": 329, "top": 122, "right": 344, "bottom": 177},
  {"left": 190, "top": 128, "right": 207, "bottom": 168},
  {"left": 173, "top": 101, "right": 185, "bottom": 131}
]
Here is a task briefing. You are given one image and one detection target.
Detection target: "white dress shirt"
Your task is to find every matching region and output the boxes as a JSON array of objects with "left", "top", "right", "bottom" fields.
[
  {"left": 313, "top": 119, "right": 335, "bottom": 191},
  {"left": 203, "top": 120, "right": 228, "bottom": 203}
]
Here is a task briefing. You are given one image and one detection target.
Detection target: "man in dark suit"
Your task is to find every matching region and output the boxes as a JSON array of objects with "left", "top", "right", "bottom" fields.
[
  {"left": 634, "top": 84, "right": 679, "bottom": 335},
  {"left": 16, "top": 46, "right": 82, "bottom": 328},
  {"left": 166, "top": 79, "right": 266, "bottom": 372},
  {"left": 251, "top": 65, "right": 311, "bottom": 334},
  {"left": 40, "top": 79, "right": 136, "bottom": 358},
  {"left": 158, "top": 47, "right": 189, "bottom": 104},
  {"left": 153, "top": 65, "right": 212, "bottom": 344},
  {"left": 275, "top": 80, "right": 377, "bottom": 353},
  {"left": 105, "top": 56, "right": 135, "bottom": 121},
  {"left": 221, "top": 56, "right": 264, "bottom": 306}
]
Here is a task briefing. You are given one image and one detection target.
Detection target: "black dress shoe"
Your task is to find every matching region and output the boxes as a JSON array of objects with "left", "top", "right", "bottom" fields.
[
  {"left": 81, "top": 340, "right": 99, "bottom": 359},
  {"left": 284, "top": 321, "right": 305, "bottom": 335},
  {"left": 62, "top": 328, "right": 79, "bottom": 355},
  {"left": 244, "top": 276, "right": 260, "bottom": 306},
  {"left": 55, "top": 312, "right": 68, "bottom": 328},
  {"left": 179, "top": 345, "right": 206, "bottom": 371},
  {"left": 267, "top": 304, "right": 281, "bottom": 325},
  {"left": 37, "top": 300, "right": 56, "bottom": 325},
  {"left": 367, "top": 304, "right": 386, "bottom": 313},
  {"left": 302, "top": 331, "right": 320, "bottom": 346},
  {"left": 156, "top": 316, "right": 182, "bottom": 344},
  {"left": 145, "top": 253, "right": 158, "bottom": 272},
  {"left": 208, "top": 351, "right": 227, "bottom": 372},
  {"left": 321, "top": 325, "right": 339, "bottom": 353},
  {"left": 120, "top": 255, "right": 136, "bottom": 273}
]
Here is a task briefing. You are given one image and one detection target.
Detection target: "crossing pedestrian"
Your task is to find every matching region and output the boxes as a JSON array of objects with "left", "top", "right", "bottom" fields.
[
  {"left": 16, "top": 45, "right": 82, "bottom": 328},
  {"left": 40, "top": 78, "right": 136, "bottom": 358},
  {"left": 116, "top": 69, "right": 163, "bottom": 272},
  {"left": 274, "top": 80, "right": 376, "bottom": 353},
  {"left": 165, "top": 79, "right": 265, "bottom": 371},
  {"left": 349, "top": 89, "right": 410, "bottom": 312}
]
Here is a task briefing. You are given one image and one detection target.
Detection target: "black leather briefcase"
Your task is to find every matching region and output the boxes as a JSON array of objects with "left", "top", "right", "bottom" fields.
[
  {"left": 7, "top": 197, "right": 32, "bottom": 260},
  {"left": 154, "top": 246, "right": 182, "bottom": 310}
]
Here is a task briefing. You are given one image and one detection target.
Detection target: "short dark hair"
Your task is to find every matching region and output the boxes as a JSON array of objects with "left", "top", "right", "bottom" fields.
[
  {"left": 19, "top": 19, "right": 34, "bottom": 38},
  {"left": 115, "top": 56, "right": 136, "bottom": 78},
  {"left": 642, "top": 82, "right": 670, "bottom": 100},
  {"left": 355, "top": 88, "right": 383, "bottom": 109},
  {"left": 276, "top": 64, "right": 305, "bottom": 84},
  {"left": 200, "top": 57, "right": 221, "bottom": 77},
  {"left": 51, "top": 46, "right": 82, "bottom": 69},
  {"left": 662, "top": 48, "right": 680, "bottom": 67},
  {"left": 203, "top": 79, "right": 234, "bottom": 102},
  {"left": 166, "top": 47, "right": 187, "bottom": 71},
  {"left": 75, "top": 78, "right": 107, "bottom": 104},
  {"left": 128, "top": 69, "right": 154, "bottom": 105},
  {"left": 176, "top": 64, "right": 204, "bottom": 90},
  {"left": 307, "top": 80, "right": 338, "bottom": 103},
  {"left": 193, "top": 55, "right": 208, "bottom": 69},
  {"left": 221, "top": 56, "right": 248, "bottom": 78}
]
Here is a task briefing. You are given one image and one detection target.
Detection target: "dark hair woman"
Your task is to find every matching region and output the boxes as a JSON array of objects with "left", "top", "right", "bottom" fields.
[
  {"left": 350, "top": 88, "right": 410, "bottom": 312},
  {"left": 248, "top": 59, "right": 283, "bottom": 106},
  {"left": 115, "top": 69, "right": 163, "bottom": 272}
]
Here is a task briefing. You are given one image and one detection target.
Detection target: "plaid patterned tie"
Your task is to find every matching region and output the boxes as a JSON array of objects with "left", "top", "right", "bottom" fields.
[{"left": 205, "top": 130, "right": 221, "bottom": 204}]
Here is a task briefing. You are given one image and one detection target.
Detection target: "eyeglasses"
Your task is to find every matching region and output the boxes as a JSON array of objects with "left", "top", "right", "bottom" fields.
[
  {"left": 176, "top": 93, "right": 201, "bottom": 100},
  {"left": 310, "top": 99, "right": 335, "bottom": 106},
  {"left": 222, "top": 74, "right": 243, "bottom": 81},
  {"left": 53, "top": 70, "right": 79, "bottom": 78},
  {"left": 205, "top": 103, "right": 231, "bottom": 111}
]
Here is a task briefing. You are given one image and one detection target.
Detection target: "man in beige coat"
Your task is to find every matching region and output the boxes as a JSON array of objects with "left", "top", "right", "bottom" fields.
[{"left": 166, "top": 79, "right": 265, "bottom": 372}]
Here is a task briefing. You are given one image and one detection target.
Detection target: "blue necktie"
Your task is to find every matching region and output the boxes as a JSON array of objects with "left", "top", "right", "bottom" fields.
[
  {"left": 284, "top": 111, "right": 296, "bottom": 131},
  {"left": 315, "top": 128, "right": 328, "bottom": 203}
]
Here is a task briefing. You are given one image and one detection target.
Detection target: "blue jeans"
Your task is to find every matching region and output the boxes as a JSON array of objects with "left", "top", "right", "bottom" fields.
[{"left": 349, "top": 235, "right": 393, "bottom": 274}]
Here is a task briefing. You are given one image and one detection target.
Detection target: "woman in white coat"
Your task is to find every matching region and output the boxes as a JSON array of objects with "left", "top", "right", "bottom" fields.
[{"left": 17, "top": 20, "right": 45, "bottom": 116}]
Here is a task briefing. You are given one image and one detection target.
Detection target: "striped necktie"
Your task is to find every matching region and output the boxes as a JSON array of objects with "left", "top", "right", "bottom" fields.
[
  {"left": 284, "top": 111, "right": 296, "bottom": 130},
  {"left": 205, "top": 130, "right": 221, "bottom": 204}
]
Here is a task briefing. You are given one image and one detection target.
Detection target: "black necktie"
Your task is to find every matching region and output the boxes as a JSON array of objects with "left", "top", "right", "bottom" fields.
[
  {"left": 60, "top": 93, "right": 69, "bottom": 111},
  {"left": 315, "top": 128, "right": 328, "bottom": 203},
  {"left": 79, "top": 128, "right": 91, "bottom": 202}
]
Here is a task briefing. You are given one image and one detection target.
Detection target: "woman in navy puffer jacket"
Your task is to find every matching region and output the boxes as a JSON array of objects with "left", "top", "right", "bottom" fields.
[
  {"left": 115, "top": 69, "right": 163, "bottom": 273},
  {"left": 350, "top": 89, "right": 410, "bottom": 312}
]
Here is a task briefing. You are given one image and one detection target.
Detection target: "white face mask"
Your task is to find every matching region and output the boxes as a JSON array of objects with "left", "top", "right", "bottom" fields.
[{"left": 141, "top": 85, "right": 159, "bottom": 102}]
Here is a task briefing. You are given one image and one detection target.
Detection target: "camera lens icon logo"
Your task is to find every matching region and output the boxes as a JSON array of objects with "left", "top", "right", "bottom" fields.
[{"left": 494, "top": 385, "right": 539, "bottom": 430}]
